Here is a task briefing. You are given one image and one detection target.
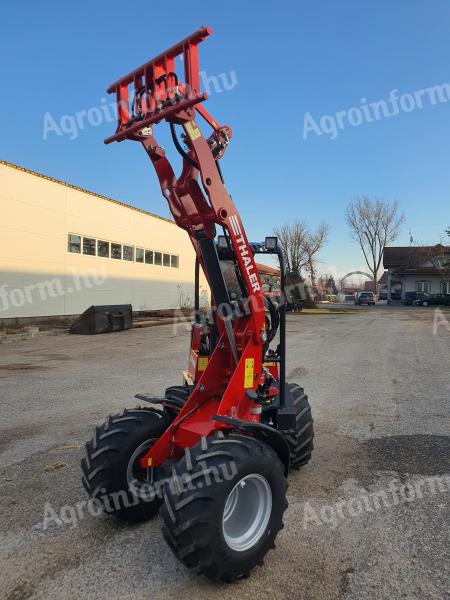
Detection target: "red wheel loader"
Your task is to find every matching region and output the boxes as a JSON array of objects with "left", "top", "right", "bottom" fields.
[{"left": 81, "top": 27, "right": 314, "bottom": 582}]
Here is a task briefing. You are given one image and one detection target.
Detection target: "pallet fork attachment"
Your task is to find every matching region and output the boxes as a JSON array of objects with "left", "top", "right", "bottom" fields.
[{"left": 104, "top": 26, "right": 223, "bottom": 144}]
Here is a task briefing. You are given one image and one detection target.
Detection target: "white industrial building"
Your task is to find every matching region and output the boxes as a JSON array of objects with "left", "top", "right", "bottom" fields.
[{"left": 0, "top": 160, "right": 206, "bottom": 324}]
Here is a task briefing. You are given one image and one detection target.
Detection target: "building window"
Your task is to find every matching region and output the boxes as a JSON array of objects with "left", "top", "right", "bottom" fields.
[
  {"left": 416, "top": 281, "right": 431, "bottom": 293},
  {"left": 67, "top": 233, "right": 178, "bottom": 268},
  {"left": 83, "top": 237, "right": 96, "bottom": 256},
  {"left": 97, "top": 240, "right": 110, "bottom": 258},
  {"left": 68, "top": 234, "right": 81, "bottom": 253},
  {"left": 111, "top": 243, "right": 122, "bottom": 260},
  {"left": 136, "top": 248, "right": 144, "bottom": 263},
  {"left": 123, "top": 245, "right": 133, "bottom": 261},
  {"left": 442, "top": 281, "right": 450, "bottom": 294}
]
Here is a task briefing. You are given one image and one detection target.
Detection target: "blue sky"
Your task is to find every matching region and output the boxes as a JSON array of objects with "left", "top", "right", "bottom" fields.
[{"left": 2, "top": 0, "right": 449, "bottom": 277}]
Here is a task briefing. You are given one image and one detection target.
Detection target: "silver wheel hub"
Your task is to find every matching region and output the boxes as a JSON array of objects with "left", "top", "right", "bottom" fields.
[{"left": 222, "top": 474, "right": 272, "bottom": 552}]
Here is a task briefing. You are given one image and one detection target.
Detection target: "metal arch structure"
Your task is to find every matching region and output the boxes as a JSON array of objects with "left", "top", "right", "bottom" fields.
[{"left": 339, "top": 271, "right": 373, "bottom": 291}]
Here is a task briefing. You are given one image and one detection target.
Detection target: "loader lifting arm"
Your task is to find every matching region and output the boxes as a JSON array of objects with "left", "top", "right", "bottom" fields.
[{"left": 105, "top": 27, "right": 268, "bottom": 468}]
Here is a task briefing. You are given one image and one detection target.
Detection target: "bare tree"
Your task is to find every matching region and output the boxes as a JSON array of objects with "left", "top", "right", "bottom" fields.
[
  {"left": 422, "top": 243, "right": 450, "bottom": 293},
  {"left": 274, "top": 220, "right": 329, "bottom": 284},
  {"left": 346, "top": 197, "right": 405, "bottom": 290},
  {"left": 274, "top": 220, "right": 306, "bottom": 281},
  {"left": 303, "top": 223, "right": 329, "bottom": 287}
]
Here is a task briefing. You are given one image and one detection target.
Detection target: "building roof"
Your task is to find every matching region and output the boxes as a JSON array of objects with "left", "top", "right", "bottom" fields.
[
  {"left": 0, "top": 159, "right": 175, "bottom": 225},
  {"left": 384, "top": 244, "right": 450, "bottom": 275},
  {"left": 384, "top": 245, "right": 448, "bottom": 267},
  {"left": 255, "top": 262, "right": 281, "bottom": 276}
]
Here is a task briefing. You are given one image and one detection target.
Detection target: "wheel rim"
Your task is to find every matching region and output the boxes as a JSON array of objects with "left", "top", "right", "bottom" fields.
[
  {"left": 222, "top": 474, "right": 272, "bottom": 552},
  {"left": 126, "top": 439, "right": 157, "bottom": 491}
]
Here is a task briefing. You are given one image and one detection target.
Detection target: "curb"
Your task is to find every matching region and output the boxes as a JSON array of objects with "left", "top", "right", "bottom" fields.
[{"left": 0, "top": 318, "right": 187, "bottom": 343}]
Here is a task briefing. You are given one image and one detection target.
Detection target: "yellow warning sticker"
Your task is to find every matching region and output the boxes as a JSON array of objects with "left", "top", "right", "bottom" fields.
[
  {"left": 185, "top": 121, "right": 202, "bottom": 141},
  {"left": 244, "top": 358, "right": 254, "bottom": 388},
  {"left": 197, "top": 357, "right": 209, "bottom": 371}
]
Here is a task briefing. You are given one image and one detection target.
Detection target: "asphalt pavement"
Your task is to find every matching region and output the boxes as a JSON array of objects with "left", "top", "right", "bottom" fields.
[{"left": 0, "top": 306, "right": 449, "bottom": 599}]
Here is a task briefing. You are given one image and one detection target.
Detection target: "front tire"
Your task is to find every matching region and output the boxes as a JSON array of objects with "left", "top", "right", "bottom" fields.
[
  {"left": 81, "top": 407, "right": 172, "bottom": 522},
  {"left": 283, "top": 384, "right": 314, "bottom": 468},
  {"left": 160, "top": 432, "right": 288, "bottom": 582}
]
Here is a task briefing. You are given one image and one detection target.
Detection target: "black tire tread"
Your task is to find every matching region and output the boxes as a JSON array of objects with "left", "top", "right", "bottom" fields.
[
  {"left": 160, "top": 432, "right": 288, "bottom": 582},
  {"left": 162, "top": 385, "right": 190, "bottom": 415},
  {"left": 283, "top": 384, "right": 314, "bottom": 469},
  {"left": 81, "top": 406, "right": 171, "bottom": 522}
]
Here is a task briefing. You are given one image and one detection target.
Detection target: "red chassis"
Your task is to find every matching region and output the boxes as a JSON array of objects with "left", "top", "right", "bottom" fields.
[{"left": 104, "top": 27, "right": 268, "bottom": 470}]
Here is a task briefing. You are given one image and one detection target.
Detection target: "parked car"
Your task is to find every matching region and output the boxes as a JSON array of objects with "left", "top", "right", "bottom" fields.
[
  {"left": 355, "top": 291, "right": 375, "bottom": 305},
  {"left": 379, "top": 290, "right": 402, "bottom": 301},
  {"left": 402, "top": 291, "right": 423, "bottom": 305},
  {"left": 433, "top": 294, "right": 450, "bottom": 306},
  {"left": 414, "top": 293, "right": 450, "bottom": 307}
]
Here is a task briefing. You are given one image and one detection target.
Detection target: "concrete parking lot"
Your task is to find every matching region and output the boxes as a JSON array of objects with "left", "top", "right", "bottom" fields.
[{"left": 1, "top": 307, "right": 449, "bottom": 599}]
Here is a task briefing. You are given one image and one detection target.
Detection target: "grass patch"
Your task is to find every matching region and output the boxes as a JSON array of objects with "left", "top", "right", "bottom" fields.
[{"left": 299, "top": 307, "right": 366, "bottom": 314}]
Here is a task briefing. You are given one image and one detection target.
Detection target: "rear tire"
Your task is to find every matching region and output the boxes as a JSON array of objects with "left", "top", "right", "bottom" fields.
[
  {"left": 81, "top": 407, "right": 172, "bottom": 523},
  {"left": 160, "top": 432, "right": 288, "bottom": 582},
  {"left": 283, "top": 384, "right": 314, "bottom": 469},
  {"left": 163, "top": 385, "right": 190, "bottom": 416}
]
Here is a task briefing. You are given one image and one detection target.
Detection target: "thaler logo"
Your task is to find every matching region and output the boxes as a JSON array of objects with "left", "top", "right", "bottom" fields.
[{"left": 228, "top": 215, "right": 261, "bottom": 293}]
